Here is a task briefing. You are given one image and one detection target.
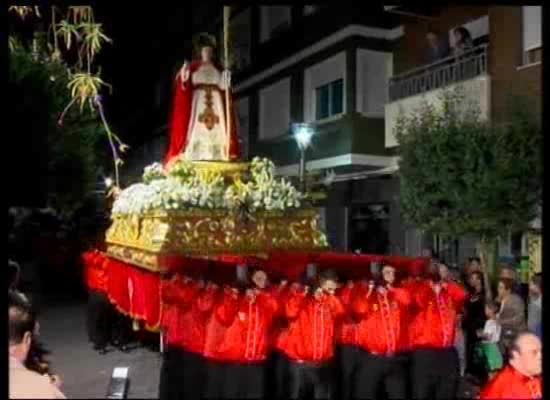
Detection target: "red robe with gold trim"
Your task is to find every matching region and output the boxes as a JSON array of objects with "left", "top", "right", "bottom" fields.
[{"left": 164, "top": 60, "right": 240, "bottom": 165}]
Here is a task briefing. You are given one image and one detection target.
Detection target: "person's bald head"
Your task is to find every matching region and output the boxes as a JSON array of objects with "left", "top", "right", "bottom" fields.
[{"left": 509, "top": 332, "right": 542, "bottom": 377}]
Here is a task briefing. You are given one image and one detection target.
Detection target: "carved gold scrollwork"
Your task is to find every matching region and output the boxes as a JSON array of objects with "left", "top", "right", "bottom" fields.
[{"left": 105, "top": 209, "right": 329, "bottom": 257}]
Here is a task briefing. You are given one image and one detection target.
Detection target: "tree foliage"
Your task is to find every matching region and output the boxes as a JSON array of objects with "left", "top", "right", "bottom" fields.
[
  {"left": 395, "top": 87, "right": 542, "bottom": 241},
  {"left": 8, "top": 44, "right": 105, "bottom": 211}
]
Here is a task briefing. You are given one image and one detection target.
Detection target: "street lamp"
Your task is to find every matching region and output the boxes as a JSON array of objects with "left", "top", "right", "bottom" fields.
[
  {"left": 104, "top": 177, "right": 114, "bottom": 189},
  {"left": 292, "top": 123, "right": 315, "bottom": 193}
]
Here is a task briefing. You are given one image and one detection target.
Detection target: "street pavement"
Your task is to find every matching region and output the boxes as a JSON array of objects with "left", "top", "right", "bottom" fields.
[{"left": 37, "top": 299, "right": 161, "bottom": 399}]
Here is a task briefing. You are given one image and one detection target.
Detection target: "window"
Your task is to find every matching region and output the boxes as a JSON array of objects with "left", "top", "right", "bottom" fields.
[
  {"left": 522, "top": 6, "right": 542, "bottom": 65},
  {"left": 356, "top": 49, "right": 390, "bottom": 116},
  {"left": 259, "top": 78, "right": 291, "bottom": 140},
  {"left": 315, "top": 79, "right": 343, "bottom": 120},
  {"left": 304, "top": 52, "right": 346, "bottom": 122}
]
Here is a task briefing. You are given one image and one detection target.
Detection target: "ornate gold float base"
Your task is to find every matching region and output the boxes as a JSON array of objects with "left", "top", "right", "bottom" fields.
[
  {"left": 105, "top": 209, "right": 328, "bottom": 271},
  {"left": 106, "top": 244, "right": 169, "bottom": 273}
]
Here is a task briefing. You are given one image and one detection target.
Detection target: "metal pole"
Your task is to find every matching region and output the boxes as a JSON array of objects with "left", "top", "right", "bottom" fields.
[{"left": 299, "top": 148, "right": 306, "bottom": 193}]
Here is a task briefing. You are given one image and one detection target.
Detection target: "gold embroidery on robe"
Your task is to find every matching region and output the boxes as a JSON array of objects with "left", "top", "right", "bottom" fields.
[{"left": 198, "top": 87, "right": 220, "bottom": 130}]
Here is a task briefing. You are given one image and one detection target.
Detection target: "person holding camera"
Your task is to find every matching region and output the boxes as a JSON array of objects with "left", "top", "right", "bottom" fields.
[
  {"left": 350, "top": 263, "right": 412, "bottom": 399},
  {"left": 203, "top": 266, "right": 278, "bottom": 399},
  {"left": 409, "top": 261, "right": 467, "bottom": 400},
  {"left": 159, "top": 273, "right": 218, "bottom": 400},
  {"left": 276, "top": 268, "right": 344, "bottom": 400},
  {"left": 333, "top": 277, "right": 364, "bottom": 400}
]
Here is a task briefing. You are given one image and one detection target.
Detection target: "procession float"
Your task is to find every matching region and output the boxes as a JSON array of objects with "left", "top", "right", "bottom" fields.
[{"left": 83, "top": 23, "right": 429, "bottom": 333}]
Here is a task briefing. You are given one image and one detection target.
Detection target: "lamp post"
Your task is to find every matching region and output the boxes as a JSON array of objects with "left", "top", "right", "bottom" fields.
[{"left": 292, "top": 123, "right": 314, "bottom": 193}]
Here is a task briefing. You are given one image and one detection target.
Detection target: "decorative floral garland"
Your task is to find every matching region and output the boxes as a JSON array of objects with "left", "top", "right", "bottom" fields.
[{"left": 112, "top": 157, "right": 304, "bottom": 216}]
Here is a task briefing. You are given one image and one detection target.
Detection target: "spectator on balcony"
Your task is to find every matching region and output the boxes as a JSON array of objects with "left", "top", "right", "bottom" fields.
[
  {"left": 452, "top": 26, "right": 474, "bottom": 56},
  {"left": 425, "top": 29, "right": 450, "bottom": 64}
]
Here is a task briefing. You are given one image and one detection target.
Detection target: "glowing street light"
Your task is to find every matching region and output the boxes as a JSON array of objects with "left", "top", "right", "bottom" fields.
[
  {"left": 104, "top": 177, "right": 114, "bottom": 188},
  {"left": 292, "top": 123, "right": 315, "bottom": 193}
]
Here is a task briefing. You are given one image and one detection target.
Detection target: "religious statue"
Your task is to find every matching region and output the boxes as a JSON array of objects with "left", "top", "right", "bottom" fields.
[{"left": 164, "top": 33, "right": 240, "bottom": 166}]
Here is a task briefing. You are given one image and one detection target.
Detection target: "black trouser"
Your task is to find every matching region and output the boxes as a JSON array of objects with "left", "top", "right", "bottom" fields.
[
  {"left": 86, "top": 289, "right": 112, "bottom": 348},
  {"left": 354, "top": 349, "right": 407, "bottom": 400},
  {"left": 410, "top": 347, "right": 459, "bottom": 400},
  {"left": 335, "top": 344, "right": 361, "bottom": 400},
  {"left": 267, "top": 351, "right": 289, "bottom": 400},
  {"left": 158, "top": 347, "right": 205, "bottom": 400},
  {"left": 111, "top": 310, "right": 132, "bottom": 346},
  {"left": 287, "top": 360, "right": 333, "bottom": 400},
  {"left": 204, "top": 359, "right": 265, "bottom": 399}
]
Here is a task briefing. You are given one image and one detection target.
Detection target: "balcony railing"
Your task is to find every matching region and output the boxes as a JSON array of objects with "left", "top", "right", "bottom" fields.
[{"left": 388, "top": 44, "right": 488, "bottom": 102}]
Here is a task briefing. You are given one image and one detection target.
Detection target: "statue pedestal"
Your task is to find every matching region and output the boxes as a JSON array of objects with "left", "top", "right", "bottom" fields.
[{"left": 106, "top": 209, "right": 328, "bottom": 272}]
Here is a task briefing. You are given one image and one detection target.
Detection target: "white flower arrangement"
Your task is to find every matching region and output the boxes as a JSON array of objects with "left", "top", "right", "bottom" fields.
[
  {"left": 111, "top": 157, "right": 304, "bottom": 216},
  {"left": 166, "top": 155, "right": 196, "bottom": 182},
  {"left": 247, "top": 157, "right": 303, "bottom": 212},
  {"left": 142, "top": 162, "right": 166, "bottom": 184}
]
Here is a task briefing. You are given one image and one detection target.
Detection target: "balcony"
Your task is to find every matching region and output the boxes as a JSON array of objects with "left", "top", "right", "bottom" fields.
[{"left": 385, "top": 44, "right": 490, "bottom": 147}]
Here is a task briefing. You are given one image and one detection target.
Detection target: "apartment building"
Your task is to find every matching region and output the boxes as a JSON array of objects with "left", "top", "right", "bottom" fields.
[
  {"left": 227, "top": 5, "right": 403, "bottom": 252},
  {"left": 383, "top": 6, "right": 542, "bottom": 262}
]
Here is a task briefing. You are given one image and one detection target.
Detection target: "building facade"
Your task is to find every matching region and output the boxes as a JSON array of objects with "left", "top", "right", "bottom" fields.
[
  {"left": 227, "top": 5, "right": 404, "bottom": 253},
  {"left": 383, "top": 6, "right": 542, "bottom": 263}
]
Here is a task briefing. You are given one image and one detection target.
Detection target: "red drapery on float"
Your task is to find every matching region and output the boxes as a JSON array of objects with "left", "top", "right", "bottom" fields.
[{"left": 82, "top": 250, "right": 430, "bottom": 333}]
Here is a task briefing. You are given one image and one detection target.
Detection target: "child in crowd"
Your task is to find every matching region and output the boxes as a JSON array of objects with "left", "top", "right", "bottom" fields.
[{"left": 476, "top": 301, "right": 503, "bottom": 380}]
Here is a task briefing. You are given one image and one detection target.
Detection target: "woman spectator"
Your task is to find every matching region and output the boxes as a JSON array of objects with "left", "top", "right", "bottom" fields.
[
  {"left": 452, "top": 26, "right": 474, "bottom": 56},
  {"left": 496, "top": 278, "right": 526, "bottom": 357},
  {"left": 462, "top": 271, "right": 487, "bottom": 379}
]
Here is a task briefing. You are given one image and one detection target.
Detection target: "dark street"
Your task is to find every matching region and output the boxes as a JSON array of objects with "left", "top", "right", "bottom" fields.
[{"left": 37, "top": 298, "right": 161, "bottom": 399}]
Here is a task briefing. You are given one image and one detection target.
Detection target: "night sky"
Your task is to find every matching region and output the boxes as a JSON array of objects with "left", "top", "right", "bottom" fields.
[{"left": 93, "top": 4, "right": 192, "bottom": 146}]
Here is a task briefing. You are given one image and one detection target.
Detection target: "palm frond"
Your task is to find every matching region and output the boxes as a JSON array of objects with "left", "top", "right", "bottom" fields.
[
  {"left": 68, "top": 6, "right": 94, "bottom": 24},
  {"left": 56, "top": 20, "right": 79, "bottom": 50},
  {"left": 8, "top": 6, "right": 40, "bottom": 20},
  {"left": 67, "top": 72, "right": 111, "bottom": 112},
  {"left": 79, "top": 23, "right": 112, "bottom": 59}
]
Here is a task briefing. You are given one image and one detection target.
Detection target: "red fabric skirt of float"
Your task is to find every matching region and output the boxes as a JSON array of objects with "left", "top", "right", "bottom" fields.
[{"left": 82, "top": 251, "right": 430, "bottom": 334}]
